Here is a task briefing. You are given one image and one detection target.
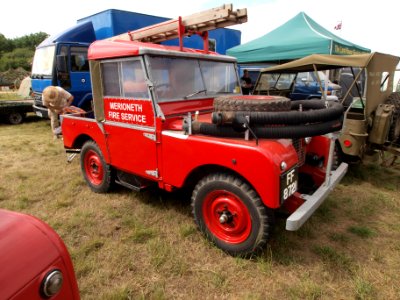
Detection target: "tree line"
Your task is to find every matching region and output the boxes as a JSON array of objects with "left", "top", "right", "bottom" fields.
[{"left": 0, "top": 32, "right": 48, "bottom": 72}]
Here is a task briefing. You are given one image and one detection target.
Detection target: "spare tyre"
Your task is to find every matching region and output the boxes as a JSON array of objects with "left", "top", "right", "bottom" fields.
[{"left": 214, "top": 95, "right": 291, "bottom": 112}]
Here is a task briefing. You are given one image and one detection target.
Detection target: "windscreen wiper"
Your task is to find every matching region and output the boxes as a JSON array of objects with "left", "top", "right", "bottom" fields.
[{"left": 184, "top": 89, "right": 207, "bottom": 99}]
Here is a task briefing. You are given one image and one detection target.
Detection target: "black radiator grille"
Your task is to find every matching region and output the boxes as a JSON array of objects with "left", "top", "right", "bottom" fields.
[{"left": 292, "top": 138, "right": 306, "bottom": 166}]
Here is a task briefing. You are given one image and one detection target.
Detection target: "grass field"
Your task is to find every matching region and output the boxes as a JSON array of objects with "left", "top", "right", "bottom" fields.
[{"left": 0, "top": 116, "right": 399, "bottom": 299}]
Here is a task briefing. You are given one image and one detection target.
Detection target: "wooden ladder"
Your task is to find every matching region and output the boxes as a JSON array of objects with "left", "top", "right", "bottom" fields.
[{"left": 108, "top": 4, "right": 247, "bottom": 51}]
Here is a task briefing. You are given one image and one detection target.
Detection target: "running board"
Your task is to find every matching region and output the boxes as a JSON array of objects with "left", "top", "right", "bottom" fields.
[{"left": 116, "top": 171, "right": 152, "bottom": 191}]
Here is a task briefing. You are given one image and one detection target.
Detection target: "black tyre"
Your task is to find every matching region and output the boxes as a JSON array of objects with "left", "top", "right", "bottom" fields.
[
  {"left": 8, "top": 112, "right": 24, "bottom": 125},
  {"left": 214, "top": 95, "right": 291, "bottom": 112},
  {"left": 80, "top": 141, "right": 114, "bottom": 193},
  {"left": 191, "top": 173, "right": 272, "bottom": 257},
  {"left": 385, "top": 92, "right": 400, "bottom": 142}
]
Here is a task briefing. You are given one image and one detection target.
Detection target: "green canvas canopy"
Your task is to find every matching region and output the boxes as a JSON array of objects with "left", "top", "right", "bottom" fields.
[{"left": 227, "top": 12, "right": 370, "bottom": 63}]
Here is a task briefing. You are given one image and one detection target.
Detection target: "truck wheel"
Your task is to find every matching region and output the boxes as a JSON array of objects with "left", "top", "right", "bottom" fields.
[
  {"left": 80, "top": 141, "right": 114, "bottom": 193},
  {"left": 192, "top": 173, "right": 271, "bottom": 257},
  {"left": 8, "top": 112, "right": 24, "bottom": 125}
]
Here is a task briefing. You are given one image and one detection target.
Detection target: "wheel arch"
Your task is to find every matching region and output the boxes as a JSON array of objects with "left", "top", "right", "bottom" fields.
[
  {"left": 71, "top": 133, "right": 110, "bottom": 163},
  {"left": 183, "top": 164, "right": 262, "bottom": 201}
]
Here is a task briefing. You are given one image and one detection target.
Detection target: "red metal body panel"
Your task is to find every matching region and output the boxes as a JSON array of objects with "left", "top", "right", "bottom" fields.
[
  {"left": 88, "top": 40, "right": 220, "bottom": 60},
  {"left": 160, "top": 131, "right": 298, "bottom": 209},
  {"left": 102, "top": 123, "right": 157, "bottom": 178},
  {"left": 0, "top": 209, "right": 79, "bottom": 300},
  {"left": 159, "top": 98, "right": 214, "bottom": 116},
  {"left": 62, "top": 116, "right": 110, "bottom": 162},
  {"left": 302, "top": 135, "right": 331, "bottom": 186}
]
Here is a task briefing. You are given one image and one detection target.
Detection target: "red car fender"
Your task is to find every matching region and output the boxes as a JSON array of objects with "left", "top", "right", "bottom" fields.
[
  {"left": 62, "top": 116, "right": 110, "bottom": 162},
  {"left": 160, "top": 132, "right": 298, "bottom": 209},
  {"left": 0, "top": 209, "right": 80, "bottom": 300}
]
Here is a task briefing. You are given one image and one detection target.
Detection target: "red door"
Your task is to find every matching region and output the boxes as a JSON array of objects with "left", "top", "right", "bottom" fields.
[{"left": 103, "top": 97, "right": 158, "bottom": 180}]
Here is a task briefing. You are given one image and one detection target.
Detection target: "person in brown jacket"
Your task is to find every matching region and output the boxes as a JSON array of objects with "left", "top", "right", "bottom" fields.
[{"left": 42, "top": 86, "right": 74, "bottom": 138}]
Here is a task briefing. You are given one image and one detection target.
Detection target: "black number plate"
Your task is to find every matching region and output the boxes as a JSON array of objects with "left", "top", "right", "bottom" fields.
[{"left": 280, "top": 167, "right": 298, "bottom": 202}]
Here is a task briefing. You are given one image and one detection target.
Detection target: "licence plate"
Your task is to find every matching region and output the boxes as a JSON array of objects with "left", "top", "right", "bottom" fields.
[
  {"left": 35, "top": 111, "right": 42, "bottom": 117},
  {"left": 280, "top": 167, "right": 298, "bottom": 202}
]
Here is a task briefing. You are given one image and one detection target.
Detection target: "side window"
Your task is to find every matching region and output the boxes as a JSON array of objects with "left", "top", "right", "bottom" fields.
[
  {"left": 101, "top": 62, "right": 121, "bottom": 97},
  {"left": 208, "top": 39, "right": 216, "bottom": 52},
  {"left": 380, "top": 72, "right": 389, "bottom": 92},
  {"left": 70, "top": 47, "right": 89, "bottom": 72},
  {"left": 296, "top": 72, "right": 308, "bottom": 84},
  {"left": 121, "top": 60, "right": 149, "bottom": 99}
]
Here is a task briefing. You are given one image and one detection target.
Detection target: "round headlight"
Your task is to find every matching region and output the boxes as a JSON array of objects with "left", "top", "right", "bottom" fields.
[{"left": 41, "top": 269, "right": 63, "bottom": 297}]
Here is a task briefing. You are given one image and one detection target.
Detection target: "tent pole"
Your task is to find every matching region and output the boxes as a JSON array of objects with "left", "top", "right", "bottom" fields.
[{"left": 313, "top": 64, "right": 326, "bottom": 100}]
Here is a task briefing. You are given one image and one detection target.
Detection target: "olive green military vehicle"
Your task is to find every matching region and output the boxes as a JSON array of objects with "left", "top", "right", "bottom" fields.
[{"left": 254, "top": 52, "right": 400, "bottom": 166}]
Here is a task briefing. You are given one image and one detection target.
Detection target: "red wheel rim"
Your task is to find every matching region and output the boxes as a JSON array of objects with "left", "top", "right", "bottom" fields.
[
  {"left": 202, "top": 190, "right": 251, "bottom": 244},
  {"left": 84, "top": 150, "right": 104, "bottom": 186}
]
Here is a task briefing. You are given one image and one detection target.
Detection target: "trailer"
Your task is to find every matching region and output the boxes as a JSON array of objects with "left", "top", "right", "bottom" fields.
[{"left": 0, "top": 99, "right": 33, "bottom": 124}]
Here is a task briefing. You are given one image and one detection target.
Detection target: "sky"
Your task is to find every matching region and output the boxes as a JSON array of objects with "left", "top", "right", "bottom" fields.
[{"left": 1, "top": 0, "right": 399, "bottom": 56}]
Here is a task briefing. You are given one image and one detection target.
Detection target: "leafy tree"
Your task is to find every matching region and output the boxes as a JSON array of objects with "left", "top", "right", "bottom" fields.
[
  {"left": 13, "top": 32, "right": 49, "bottom": 50},
  {"left": 0, "top": 33, "right": 14, "bottom": 54},
  {"left": 0, "top": 32, "right": 48, "bottom": 72},
  {"left": 0, "top": 48, "right": 34, "bottom": 71}
]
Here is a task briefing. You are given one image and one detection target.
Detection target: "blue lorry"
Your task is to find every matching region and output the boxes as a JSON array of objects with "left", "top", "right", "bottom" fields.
[{"left": 31, "top": 9, "right": 242, "bottom": 118}]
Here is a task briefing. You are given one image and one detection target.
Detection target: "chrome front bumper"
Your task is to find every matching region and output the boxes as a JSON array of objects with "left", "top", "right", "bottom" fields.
[{"left": 286, "top": 162, "right": 348, "bottom": 231}]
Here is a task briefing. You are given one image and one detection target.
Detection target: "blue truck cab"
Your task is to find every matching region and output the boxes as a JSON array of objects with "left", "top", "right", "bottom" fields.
[{"left": 32, "top": 9, "right": 242, "bottom": 118}]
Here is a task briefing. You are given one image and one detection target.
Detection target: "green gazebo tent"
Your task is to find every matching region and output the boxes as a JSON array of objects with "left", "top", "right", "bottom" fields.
[{"left": 227, "top": 12, "right": 370, "bottom": 63}]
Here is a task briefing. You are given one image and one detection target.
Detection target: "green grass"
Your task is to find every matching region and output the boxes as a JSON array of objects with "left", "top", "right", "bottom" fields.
[{"left": 1, "top": 120, "right": 400, "bottom": 299}]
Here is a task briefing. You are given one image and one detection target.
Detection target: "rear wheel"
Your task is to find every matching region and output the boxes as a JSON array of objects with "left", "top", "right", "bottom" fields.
[
  {"left": 80, "top": 141, "right": 114, "bottom": 193},
  {"left": 8, "top": 112, "right": 24, "bottom": 125},
  {"left": 192, "top": 173, "right": 272, "bottom": 257}
]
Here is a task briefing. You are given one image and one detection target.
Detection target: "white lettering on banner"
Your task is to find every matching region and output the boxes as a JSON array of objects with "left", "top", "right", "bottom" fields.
[
  {"left": 108, "top": 111, "right": 120, "bottom": 119},
  {"left": 121, "top": 113, "right": 146, "bottom": 123},
  {"left": 109, "top": 102, "right": 143, "bottom": 112},
  {"left": 107, "top": 101, "right": 148, "bottom": 124}
]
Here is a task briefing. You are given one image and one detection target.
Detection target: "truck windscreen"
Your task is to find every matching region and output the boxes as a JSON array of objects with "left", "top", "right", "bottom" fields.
[{"left": 31, "top": 45, "right": 56, "bottom": 76}]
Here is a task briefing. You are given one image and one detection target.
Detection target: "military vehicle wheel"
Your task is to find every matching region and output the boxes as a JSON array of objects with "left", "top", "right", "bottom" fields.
[
  {"left": 389, "top": 110, "right": 400, "bottom": 142},
  {"left": 8, "top": 112, "right": 24, "bottom": 125},
  {"left": 80, "top": 141, "right": 114, "bottom": 193},
  {"left": 192, "top": 173, "right": 272, "bottom": 257},
  {"left": 214, "top": 95, "right": 291, "bottom": 112},
  {"left": 385, "top": 92, "right": 400, "bottom": 142}
]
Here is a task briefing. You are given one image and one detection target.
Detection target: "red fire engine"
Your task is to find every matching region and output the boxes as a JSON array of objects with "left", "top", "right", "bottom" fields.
[{"left": 61, "top": 4, "right": 347, "bottom": 256}]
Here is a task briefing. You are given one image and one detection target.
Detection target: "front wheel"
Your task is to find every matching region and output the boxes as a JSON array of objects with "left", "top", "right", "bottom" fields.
[
  {"left": 191, "top": 173, "right": 272, "bottom": 257},
  {"left": 80, "top": 141, "right": 114, "bottom": 193}
]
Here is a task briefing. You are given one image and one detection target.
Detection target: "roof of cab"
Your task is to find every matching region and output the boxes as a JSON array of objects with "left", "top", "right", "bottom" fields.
[{"left": 88, "top": 39, "right": 236, "bottom": 62}]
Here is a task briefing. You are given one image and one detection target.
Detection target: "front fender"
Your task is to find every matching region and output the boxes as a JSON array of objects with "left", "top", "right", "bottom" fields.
[{"left": 161, "top": 131, "right": 298, "bottom": 209}]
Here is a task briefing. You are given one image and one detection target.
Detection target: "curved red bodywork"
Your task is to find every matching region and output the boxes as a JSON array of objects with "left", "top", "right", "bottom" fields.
[
  {"left": 88, "top": 40, "right": 221, "bottom": 60},
  {"left": 0, "top": 209, "right": 80, "bottom": 300},
  {"left": 63, "top": 109, "right": 298, "bottom": 209}
]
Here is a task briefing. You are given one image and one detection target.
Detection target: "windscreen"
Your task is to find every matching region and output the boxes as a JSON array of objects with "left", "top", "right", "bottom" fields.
[
  {"left": 254, "top": 73, "right": 296, "bottom": 93},
  {"left": 31, "top": 45, "right": 56, "bottom": 76},
  {"left": 147, "top": 56, "right": 240, "bottom": 102}
]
